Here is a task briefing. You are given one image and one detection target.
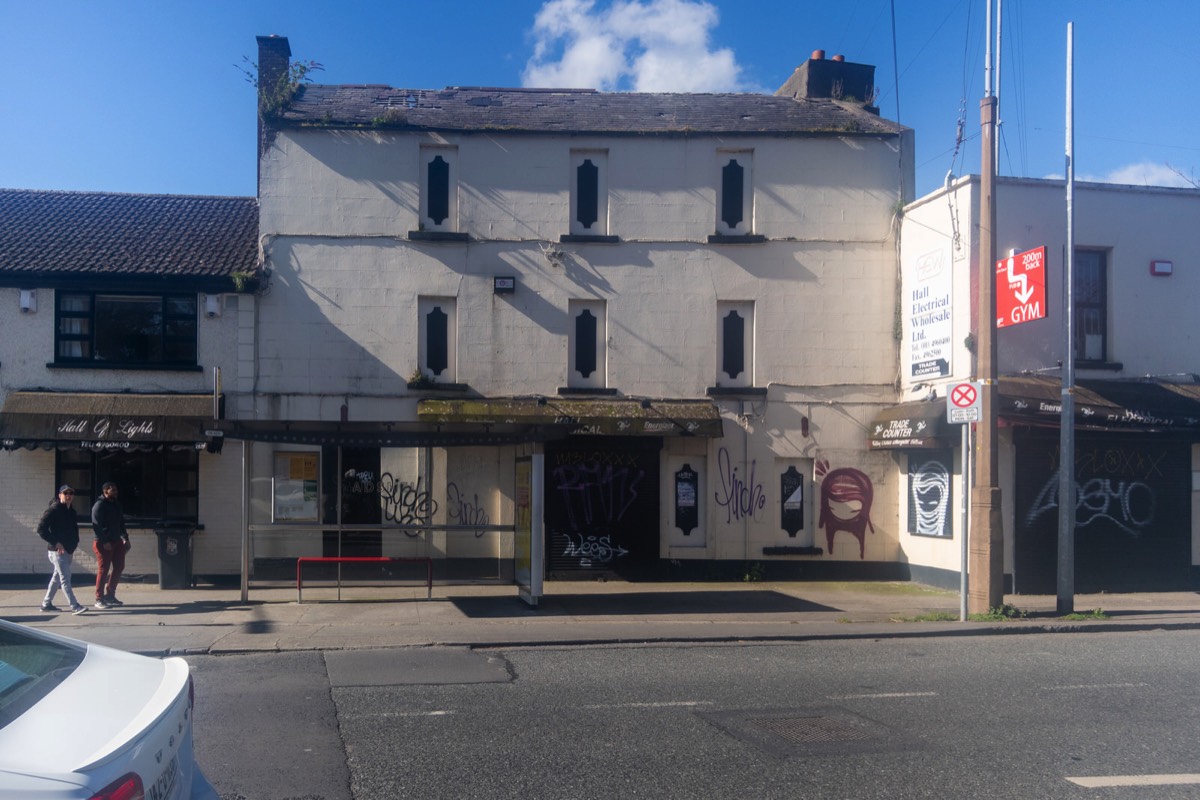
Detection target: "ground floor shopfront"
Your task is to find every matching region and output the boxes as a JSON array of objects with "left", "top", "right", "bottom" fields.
[
  {"left": 0, "top": 392, "right": 237, "bottom": 581},
  {"left": 215, "top": 388, "right": 910, "bottom": 594},
  {"left": 877, "top": 377, "right": 1200, "bottom": 595}
]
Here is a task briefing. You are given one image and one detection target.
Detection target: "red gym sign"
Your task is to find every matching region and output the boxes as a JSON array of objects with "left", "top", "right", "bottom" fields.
[{"left": 996, "top": 246, "right": 1046, "bottom": 328}]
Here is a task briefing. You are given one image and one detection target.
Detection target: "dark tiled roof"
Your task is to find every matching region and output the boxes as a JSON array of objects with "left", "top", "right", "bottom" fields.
[
  {"left": 0, "top": 189, "right": 259, "bottom": 281},
  {"left": 278, "top": 85, "right": 906, "bottom": 137}
]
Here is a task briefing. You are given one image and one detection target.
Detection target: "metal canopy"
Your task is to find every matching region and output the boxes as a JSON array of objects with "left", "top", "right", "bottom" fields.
[{"left": 997, "top": 376, "right": 1200, "bottom": 432}]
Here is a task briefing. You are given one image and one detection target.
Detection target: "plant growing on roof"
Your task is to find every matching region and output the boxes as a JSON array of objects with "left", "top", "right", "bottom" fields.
[{"left": 236, "top": 55, "right": 324, "bottom": 119}]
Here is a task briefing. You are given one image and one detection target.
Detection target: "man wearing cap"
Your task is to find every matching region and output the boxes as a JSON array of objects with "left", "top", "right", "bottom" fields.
[
  {"left": 36, "top": 485, "right": 88, "bottom": 614},
  {"left": 91, "top": 481, "right": 131, "bottom": 609}
]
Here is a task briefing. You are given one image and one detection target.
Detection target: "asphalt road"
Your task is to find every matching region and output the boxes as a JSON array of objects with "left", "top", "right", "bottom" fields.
[{"left": 189, "top": 630, "right": 1200, "bottom": 799}]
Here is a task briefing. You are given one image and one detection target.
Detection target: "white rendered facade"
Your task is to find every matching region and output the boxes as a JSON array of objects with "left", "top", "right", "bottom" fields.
[
  {"left": 894, "top": 177, "right": 1200, "bottom": 592},
  {"left": 239, "top": 46, "right": 919, "bottom": 581}
]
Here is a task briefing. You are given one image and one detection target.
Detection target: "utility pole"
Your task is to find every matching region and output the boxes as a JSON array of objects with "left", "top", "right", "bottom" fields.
[
  {"left": 971, "top": 0, "right": 1005, "bottom": 613},
  {"left": 1057, "top": 23, "right": 1076, "bottom": 615}
]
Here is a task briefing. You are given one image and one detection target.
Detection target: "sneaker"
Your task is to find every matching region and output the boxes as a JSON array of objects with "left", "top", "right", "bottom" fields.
[
  {"left": 71, "top": 605, "right": 89, "bottom": 615},
  {"left": 94, "top": 599, "right": 112, "bottom": 609},
  {"left": 104, "top": 595, "right": 124, "bottom": 607},
  {"left": 40, "top": 603, "right": 59, "bottom": 612}
]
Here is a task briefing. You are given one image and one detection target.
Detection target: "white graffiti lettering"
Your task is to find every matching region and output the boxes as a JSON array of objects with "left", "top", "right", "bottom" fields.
[
  {"left": 560, "top": 531, "right": 629, "bottom": 566},
  {"left": 1025, "top": 472, "right": 1156, "bottom": 538}
]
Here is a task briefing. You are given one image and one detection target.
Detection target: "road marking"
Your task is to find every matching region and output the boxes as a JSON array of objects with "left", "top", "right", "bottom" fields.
[
  {"left": 828, "top": 692, "right": 937, "bottom": 700},
  {"left": 582, "top": 700, "right": 712, "bottom": 709},
  {"left": 1067, "top": 774, "right": 1200, "bottom": 788},
  {"left": 1044, "top": 682, "right": 1148, "bottom": 691}
]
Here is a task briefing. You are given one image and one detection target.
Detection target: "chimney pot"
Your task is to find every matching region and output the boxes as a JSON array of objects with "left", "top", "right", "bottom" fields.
[
  {"left": 811, "top": 49, "right": 825, "bottom": 60},
  {"left": 832, "top": 54, "right": 845, "bottom": 62}
]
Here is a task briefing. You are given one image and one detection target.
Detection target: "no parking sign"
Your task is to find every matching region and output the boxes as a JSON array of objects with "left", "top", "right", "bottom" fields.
[{"left": 947, "top": 381, "right": 981, "bottom": 424}]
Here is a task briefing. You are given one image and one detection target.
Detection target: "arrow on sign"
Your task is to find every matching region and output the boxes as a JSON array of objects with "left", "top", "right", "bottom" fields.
[{"left": 1006, "top": 256, "right": 1035, "bottom": 303}]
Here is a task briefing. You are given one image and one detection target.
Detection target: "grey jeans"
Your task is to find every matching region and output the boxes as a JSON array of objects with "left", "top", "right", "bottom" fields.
[{"left": 44, "top": 550, "right": 82, "bottom": 609}]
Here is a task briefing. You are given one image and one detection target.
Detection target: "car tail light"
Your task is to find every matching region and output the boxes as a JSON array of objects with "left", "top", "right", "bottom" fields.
[{"left": 88, "top": 772, "right": 145, "bottom": 800}]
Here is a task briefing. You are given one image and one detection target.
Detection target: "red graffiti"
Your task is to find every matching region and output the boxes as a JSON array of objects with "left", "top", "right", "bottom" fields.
[{"left": 818, "top": 467, "right": 875, "bottom": 559}]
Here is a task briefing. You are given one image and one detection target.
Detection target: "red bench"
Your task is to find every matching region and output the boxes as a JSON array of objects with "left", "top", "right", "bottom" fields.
[{"left": 296, "top": 556, "right": 433, "bottom": 603}]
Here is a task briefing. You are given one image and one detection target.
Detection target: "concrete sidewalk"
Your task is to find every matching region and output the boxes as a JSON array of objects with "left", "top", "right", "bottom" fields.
[{"left": 4, "top": 579, "right": 1200, "bottom": 656}]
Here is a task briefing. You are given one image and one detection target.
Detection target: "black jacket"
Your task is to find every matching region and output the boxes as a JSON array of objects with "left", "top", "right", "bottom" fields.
[
  {"left": 37, "top": 499, "right": 81, "bottom": 553},
  {"left": 91, "top": 496, "right": 128, "bottom": 544}
]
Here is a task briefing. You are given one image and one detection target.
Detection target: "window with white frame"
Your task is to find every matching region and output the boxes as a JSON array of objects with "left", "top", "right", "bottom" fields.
[
  {"left": 568, "top": 299, "right": 606, "bottom": 389},
  {"left": 570, "top": 149, "right": 609, "bottom": 236},
  {"left": 419, "top": 146, "right": 458, "bottom": 232},
  {"left": 418, "top": 297, "right": 457, "bottom": 383},
  {"left": 716, "top": 150, "right": 754, "bottom": 236},
  {"left": 717, "top": 301, "right": 754, "bottom": 388}
]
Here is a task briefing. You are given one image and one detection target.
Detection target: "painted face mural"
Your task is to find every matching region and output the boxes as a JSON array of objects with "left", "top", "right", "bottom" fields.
[
  {"left": 911, "top": 457, "right": 951, "bottom": 538},
  {"left": 817, "top": 466, "right": 875, "bottom": 559}
]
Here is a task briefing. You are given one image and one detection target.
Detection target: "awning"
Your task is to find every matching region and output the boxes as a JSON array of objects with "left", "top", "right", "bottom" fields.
[
  {"left": 867, "top": 400, "right": 949, "bottom": 449},
  {"left": 998, "top": 376, "right": 1200, "bottom": 432},
  {"left": 0, "top": 392, "right": 221, "bottom": 452},
  {"left": 213, "top": 419, "right": 536, "bottom": 447},
  {"left": 418, "top": 397, "right": 725, "bottom": 437}
]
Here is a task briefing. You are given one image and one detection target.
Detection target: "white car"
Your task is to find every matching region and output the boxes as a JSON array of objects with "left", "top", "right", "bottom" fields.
[{"left": 0, "top": 618, "right": 216, "bottom": 799}]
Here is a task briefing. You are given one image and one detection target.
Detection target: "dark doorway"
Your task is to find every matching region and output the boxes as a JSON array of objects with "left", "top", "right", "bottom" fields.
[
  {"left": 1013, "top": 431, "right": 1191, "bottom": 592},
  {"left": 544, "top": 437, "right": 662, "bottom": 578},
  {"left": 323, "top": 446, "right": 382, "bottom": 557}
]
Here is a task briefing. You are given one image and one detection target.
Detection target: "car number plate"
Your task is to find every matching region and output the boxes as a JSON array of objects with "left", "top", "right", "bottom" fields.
[{"left": 148, "top": 753, "right": 179, "bottom": 800}]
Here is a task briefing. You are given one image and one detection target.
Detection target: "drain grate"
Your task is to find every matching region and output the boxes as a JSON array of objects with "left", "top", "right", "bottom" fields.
[
  {"left": 747, "top": 714, "right": 878, "bottom": 745},
  {"left": 699, "top": 707, "right": 903, "bottom": 759}
]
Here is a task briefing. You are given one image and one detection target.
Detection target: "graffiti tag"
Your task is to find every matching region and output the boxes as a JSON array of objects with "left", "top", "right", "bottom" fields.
[
  {"left": 560, "top": 531, "right": 629, "bottom": 567},
  {"left": 1025, "top": 472, "right": 1156, "bottom": 539},
  {"left": 714, "top": 447, "right": 766, "bottom": 524},
  {"left": 447, "top": 482, "right": 489, "bottom": 537},
  {"left": 380, "top": 472, "right": 438, "bottom": 529},
  {"left": 551, "top": 460, "right": 643, "bottom": 531}
]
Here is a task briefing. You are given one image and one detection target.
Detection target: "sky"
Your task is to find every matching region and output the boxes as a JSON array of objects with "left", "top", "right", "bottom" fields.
[{"left": 3, "top": 0, "right": 1198, "bottom": 200}]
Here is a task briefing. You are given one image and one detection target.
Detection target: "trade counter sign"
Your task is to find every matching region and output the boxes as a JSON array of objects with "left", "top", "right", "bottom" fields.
[{"left": 996, "top": 246, "right": 1046, "bottom": 328}]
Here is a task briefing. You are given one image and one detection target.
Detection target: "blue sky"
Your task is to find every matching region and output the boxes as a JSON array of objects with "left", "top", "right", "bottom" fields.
[{"left": 3, "top": 0, "right": 1197, "bottom": 199}]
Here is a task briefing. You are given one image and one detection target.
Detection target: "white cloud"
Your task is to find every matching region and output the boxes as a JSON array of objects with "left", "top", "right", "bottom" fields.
[
  {"left": 522, "top": 0, "right": 747, "bottom": 92},
  {"left": 1079, "top": 162, "right": 1195, "bottom": 188}
]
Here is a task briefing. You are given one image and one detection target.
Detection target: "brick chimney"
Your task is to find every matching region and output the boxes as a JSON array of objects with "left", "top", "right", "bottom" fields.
[
  {"left": 255, "top": 35, "right": 291, "bottom": 193},
  {"left": 256, "top": 35, "right": 291, "bottom": 106},
  {"left": 775, "top": 49, "right": 878, "bottom": 114}
]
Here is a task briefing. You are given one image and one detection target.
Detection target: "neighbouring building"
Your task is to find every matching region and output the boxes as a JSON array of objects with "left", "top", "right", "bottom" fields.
[
  {"left": 888, "top": 176, "right": 1200, "bottom": 592},
  {"left": 219, "top": 36, "right": 916, "bottom": 591},
  {"left": 0, "top": 189, "right": 259, "bottom": 582}
]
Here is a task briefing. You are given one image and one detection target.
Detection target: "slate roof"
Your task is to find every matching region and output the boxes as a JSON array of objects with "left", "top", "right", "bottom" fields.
[
  {"left": 277, "top": 85, "right": 906, "bottom": 137},
  {"left": 0, "top": 189, "right": 259, "bottom": 284}
]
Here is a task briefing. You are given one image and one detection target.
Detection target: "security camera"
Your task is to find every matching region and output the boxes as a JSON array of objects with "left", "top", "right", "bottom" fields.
[
  {"left": 19, "top": 289, "right": 36, "bottom": 313},
  {"left": 204, "top": 294, "right": 221, "bottom": 318}
]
